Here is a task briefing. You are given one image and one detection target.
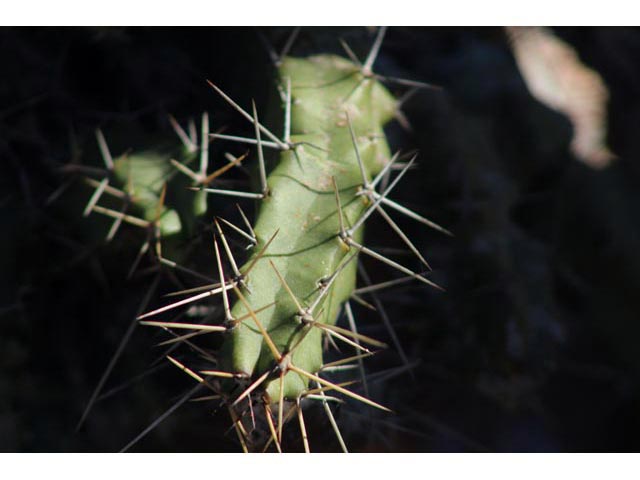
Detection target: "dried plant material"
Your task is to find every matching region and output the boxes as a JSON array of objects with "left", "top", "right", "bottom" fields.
[{"left": 506, "top": 26, "right": 616, "bottom": 169}]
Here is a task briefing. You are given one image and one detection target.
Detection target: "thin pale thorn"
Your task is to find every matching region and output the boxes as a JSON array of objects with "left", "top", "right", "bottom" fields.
[
  {"left": 345, "top": 301, "right": 369, "bottom": 397},
  {"left": 83, "top": 177, "right": 127, "bottom": 199},
  {"left": 370, "top": 151, "right": 401, "bottom": 190},
  {"left": 396, "top": 87, "right": 419, "bottom": 109},
  {"left": 304, "top": 394, "right": 344, "bottom": 403},
  {"left": 376, "top": 205, "right": 432, "bottom": 270},
  {"left": 231, "top": 369, "right": 271, "bottom": 407},
  {"left": 170, "top": 158, "right": 200, "bottom": 182},
  {"left": 209, "top": 133, "right": 282, "bottom": 150},
  {"left": 320, "top": 364, "right": 359, "bottom": 373},
  {"left": 119, "top": 383, "right": 204, "bottom": 452},
  {"left": 296, "top": 399, "right": 310, "bottom": 453},
  {"left": 139, "top": 320, "right": 226, "bottom": 332},
  {"left": 95, "top": 129, "right": 114, "bottom": 171},
  {"left": 320, "top": 352, "right": 376, "bottom": 370},
  {"left": 269, "top": 260, "right": 304, "bottom": 314},
  {"left": 354, "top": 274, "right": 419, "bottom": 295},
  {"left": 342, "top": 76, "right": 366, "bottom": 104},
  {"left": 227, "top": 406, "right": 249, "bottom": 453},
  {"left": 127, "top": 238, "right": 150, "bottom": 280},
  {"left": 289, "top": 365, "right": 392, "bottom": 413},
  {"left": 263, "top": 397, "right": 297, "bottom": 452},
  {"left": 137, "top": 283, "right": 233, "bottom": 321},
  {"left": 228, "top": 301, "right": 276, "bottom": 327},
  {"left": 166, "top": 355, "right": 205, "bottom": 383},
  {"left": 189, "top": 186, "right": 263, "bottom": 200},
  {"left": 76, "top": 275, "right": 159, "bottom": 431},
  {"left": 331, "top": 177, "right": 347, "bottom": 237},
  {"left": 232, "top": 286, "right": 281, "bottom": 361},
  {"left": 251, "top": 100, "right": 269, "bottom": 196},
  {"left": 105, "top": 203, "right": 127, "bottom": 242},
  {"left": 327, "top": 325, "right": 379, "bottom": 351},
  {"left": 257, "top": 29, "right": 280, "bottom": 67},
  {"left": 349, "top": 155, "right": 416, "bottom": 236},
  {"left": 91, "top": 204, "right": 150, "bottom": 229},
  {"left": 214, "top": 219, "right": 242, "bottom": 278},
  {"left": 351, "top": 239, "right": 444, "bottom": 291},
  {"left": 188, "top": 118, "right": 198, "bottom": 145},
  {"left": 217, "top": 216, "right": 256, "bottom": 245},
  {"left": 309, "top": 248, "right": 361, "bottom": 313},
  {"left": 339, "top": 38, "right": 362, "bottom": 66},
  {"left": 168, "top": 114, "right": 197, "bottom": 153},
  {"left": 363, "top": 26, "right": 388, "bottom": 74},
  {"left": 163, "top": 282, "right": 219, "bottom": 297},
  {"left": 395, "top": 109, "right": 413, "bottom": 133},
  {"left": 284, "top": 76, "right": 292, "bottom": 144},
  {"left": 159, "top": 257, "right": 215, "bottom": 283},
  {"left": 315, "top": 324, "right": 371, "bottom": 353},
  {"left": 264, "top": 402, "right": 282, "bottom": 453},
  {"left": 61, "top": 164, "right": 108, "bottom": 176},
  {"left": 199, "top": 112, "right": 209, "bottom": 177},
  {"left": 345, "top": 111, "right": 369, "bottom": 188},
  {"left": 82, "top": 177, "right": 109, "bottom": 217},
  {"left": 237, "top": 204, "right": 257, "bottom": 241},
  {"left": 45, "top": 178, "right": 74, "bottom": 206},
  {"left": 199, "top": 370, "right": 239, "bottom": 379},
  {"left": 206, "top": 80, "right": 288, "bottom": 149},
  {"left": 296, "top": 140, "right": 330, "bottom": 153},
  {"left": 248, "top": 390, "right": 257, "bottom": 432},
  {"left": 304, "top": 380, "right": 358, "bottom": 396},
  {"left": 190, "top": 394, "right": 222, "bottom": 402},
  {"left": 156, "top": 330, "right": 203, "bottom": 346},
  {"left": 292, "top": 146, "right": 304, "bottom": 172},
  {"left": 279, "top": 27, "right": 301, "bottom": 61},
  {"left": 94, "top": 362, "right": 167, "bottom": 403},
  {"left": 358, "top": 264, "right": 413, "bottom": 378},
  {"left": 202, "top": 151, "right": 248, "bottom": 185},
  {"left": 154, "top": 183, "right": 168, "bottom": 224},
  {"left": 350, "top": 293, "right": 376, "bottom": 310},
  {"left": 125, "top": 156, "right": 134, "bottom": 196},
  {"left": 242, "top": 229, "right": 279, "bottom": 277},
  {"left": 377, "top": 195, "right": 454, "bottom": 237},
  {"left": 164, "top": 327, "right": 218, "bottom": 365},
  {"left": 315, "top": 382, "right": 348, "bottom": 452},
  {"left": 213, "top": 236, "right": 233, "bottom": 323},
  {"left": 278, "top": 372, "right": 284, "bottom": 443},
  {"left": 275, "top": 81, "right": 287, "bottom": 104},
  {"left": 376, "top": 73, "right": 442, "bottom": 91}
]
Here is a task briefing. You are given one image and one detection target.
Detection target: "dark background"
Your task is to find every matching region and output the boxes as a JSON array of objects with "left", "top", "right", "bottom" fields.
[{"left": 2, "top": 26, "right": 640, "bottom": 452}]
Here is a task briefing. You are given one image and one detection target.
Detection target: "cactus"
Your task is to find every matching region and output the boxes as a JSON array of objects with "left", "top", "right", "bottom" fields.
[{"left": 76, "top": 27, "right": 448, "bottom": 452}]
